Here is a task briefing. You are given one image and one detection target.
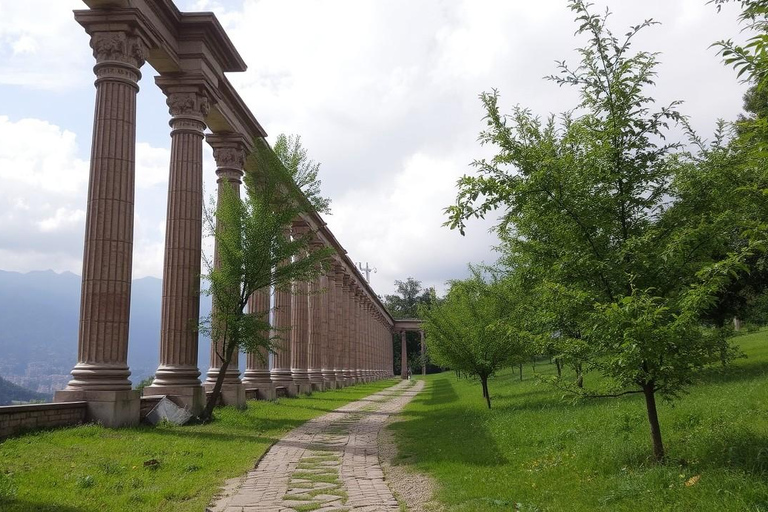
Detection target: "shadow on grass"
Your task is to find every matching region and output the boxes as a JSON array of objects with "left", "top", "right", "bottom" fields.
[
  {"left": 420, "top": 377, "right": 459, "bottom": 406},
  {"left": 389, "top": 378, "right": 507, "bottom": 467},
  {"left": 698, "top": 359, "right": 768, "bottom": 386},
  {"left": 4, "top": 500, "right": 91, "bottom": 512},
  {"left": 696, "top": 429, "right": 768, "bottom": 476},
  {"left": 146, "top": 426, "right": 280, "bottom": 445}
]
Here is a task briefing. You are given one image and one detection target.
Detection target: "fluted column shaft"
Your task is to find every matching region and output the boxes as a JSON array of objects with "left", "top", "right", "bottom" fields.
[
  {"left": 205, "top": 136, "right": 247, "bottom": 388},
  {"left": 421, "top": 329, "right": 426, "bottom": 376},
  {"left": 243, "top": 287, "right": 272, "bottom": 386},
  {"left": 319, "top": 273, "right": 335, "bottom": 385},
  {"left": 64, "top": 31, "right": 147, "bottom": 392},
  {"left": 290, "top": 222, "right": 310, "bottom": 388},
  {"left": 341, "top": 274, "right": 352, "bottom": 382},
  {"left": 333, "top": 267, "right": 345, "bottom": 383},
  {"left": 151, "top": 83, "right": 211, "bottom": 391},
  {"left": 271, "top": 229, "right": 293, "bottom": 385},
  {"left": 351, "top": 288, "right": 360, "bottom": 382},
  {"left": 308, "top": 273, "right": 325, "bottom": 385},
  {"left": 401, "top": 330, "right": 408, "bottom": 379}
]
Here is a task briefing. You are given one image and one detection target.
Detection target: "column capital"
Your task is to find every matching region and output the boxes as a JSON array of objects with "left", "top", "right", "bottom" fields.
[
  {"left": 156, "top": 76, "right": 216, "bottom": 136},
  {"left": 291, "top": 219, "right": 311, "bottom": 236},
  {"left": 207, "top": 132, "right": 249, "bottom": 185},
  {"left": 74, "top": 9, "right": 155, "bottom": 69}
]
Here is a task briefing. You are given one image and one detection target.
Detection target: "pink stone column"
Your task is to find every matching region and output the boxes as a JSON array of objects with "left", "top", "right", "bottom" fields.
[
  {"left": 361, "top": 301, "right": 369, "bottom": 381},
  {"left": 401, "top": 330, "right": 408, "bottom": 380},
  {"left": 320, "top": 273, "right": 336, "bottom": 387},
  {"left": 332, "top": 266, "right": 346, "bottom": 385},
  {"left": 341, "top": 273, "right": 353, "bottom": 384},
  {"left": 350, "top": 287, "right": 360, "bottom": 383},
  {"left": 271, "top": 229, "right": 294, "bottom": 394},
  {"left": 308, "top": 272, "right": 325, "bottom": 389},
  {"left": 421, "top": 329, "right": 426, "bottom": 376},
  {"left": 56, "top": 27, "right": 149, "bottom": 427},
  {"left": 143, "top": 81, "right": 211, "bottom": 414},
  {"left": 290, "top": 222, "right": 311, "bottom": 393},
  {"left": 242, "top": 287, "right": 275, "bottom": 400},
  {"left": 202, "top": 134, "right": 249, "bottom": 407}
]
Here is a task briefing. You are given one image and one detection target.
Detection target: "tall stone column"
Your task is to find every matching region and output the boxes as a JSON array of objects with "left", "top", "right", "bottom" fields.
[
  {"left": 271, "top": 227, "right": 295, "bottom": 395},
  {"left": 420, "top": 329, "right": 426, "bottom": 376},
  {"left": 203, "top": 134, "right": 248, "bottom": 408},
  {"left": 320, "top": 272, "right": 336, "bottom": 388},
  {"left": 333, "top": 266, "right": 346, "bottom": 385},
  {"left": 143, "top": 80, "right": 212, "bottom": 414},
  {"left": 56, "top": 25, "right": 150, "bottom": 428},
  {"left": 362, "top": 301, "right": 370, "bottom": 381},
  {"left": 351, "top": 287, "right": 361, "bottom": 383},
  {"left": 401, "top": 330, "right": 408, "bottom": 379},
  {"left": 341, "top": 273, "right": 353, "bottom": 384},
  {"left": 308, "top": 272, "right": 325, "bottom": 389},
  {"left": 290, "top": 222, "right": 312, "bottom": 394},
  {"left": 242, "top": 287, "right": 275, "bottom": 399}
]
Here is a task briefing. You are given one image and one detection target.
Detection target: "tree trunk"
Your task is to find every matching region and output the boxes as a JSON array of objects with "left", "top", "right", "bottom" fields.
[
  {"left": 555, "top": 358, "right": 562, "bottom": 377},
  {"left": 201, "top": 339, "right": 237, "bottom": 421},
  {"left": 531, "top": 357, "right": 536, "bottom": 372},
  {"left": 642, "top": 382, "right": 665, "bottom": 463},
  {"left": 519, "top": 364, "right": 523, "bottom": 381},
  {"left": 480, "top": 375, "right": 491, "bottom": 409},
  {"left": 575, "top": 363, "right": 583, "bottom": 388}
]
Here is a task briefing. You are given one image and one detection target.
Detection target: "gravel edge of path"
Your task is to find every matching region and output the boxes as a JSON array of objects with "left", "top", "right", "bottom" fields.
[{"left": 379, "top": 379, "right": 445, "bottom": 512}]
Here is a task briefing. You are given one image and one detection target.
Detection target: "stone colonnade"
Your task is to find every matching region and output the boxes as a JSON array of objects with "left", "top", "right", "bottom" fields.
[
  {"left": 54, "top": 0, "right": 396, "bottom": 427},
  {"left": 393, "top": 320, "right": 425, "bottom": 380}
]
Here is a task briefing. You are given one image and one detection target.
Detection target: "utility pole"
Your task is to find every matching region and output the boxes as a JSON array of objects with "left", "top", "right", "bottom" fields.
[{"left": 356, "top": 261, "right": 376, "bottom": 282}]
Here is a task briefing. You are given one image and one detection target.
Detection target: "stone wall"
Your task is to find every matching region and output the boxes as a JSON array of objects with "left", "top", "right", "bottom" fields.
[{"left": 0, "top": 401, "right": 87, "bottom": 439}]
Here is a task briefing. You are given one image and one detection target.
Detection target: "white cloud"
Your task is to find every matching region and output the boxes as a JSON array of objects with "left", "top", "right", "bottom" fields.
[
  {"left": 0, "top": 0, "right": 90, "bottom": 89},
  {"left": 0, "top": 115, "right": 171, "bottom": 277},
  {"left": 37, "top": 207, "right": 85, "bottom": 233},
  {"left": 0, "top": 0, "right": 756, "bottom": 299}
]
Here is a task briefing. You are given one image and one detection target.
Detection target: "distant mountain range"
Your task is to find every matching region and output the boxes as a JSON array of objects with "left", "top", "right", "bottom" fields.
[
  {"left": 0, "top": 270, "right": 213, "bottom": 398},
  {"left": 0, "top": 374, "right": 48, "bottom": 405}
]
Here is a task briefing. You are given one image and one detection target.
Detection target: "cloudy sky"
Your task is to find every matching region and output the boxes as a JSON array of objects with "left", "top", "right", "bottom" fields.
[{"left": 0, "top": 0, "right": 751, "bottom": 296}]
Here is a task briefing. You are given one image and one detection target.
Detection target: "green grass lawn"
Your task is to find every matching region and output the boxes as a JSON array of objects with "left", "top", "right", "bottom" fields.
[
  {"left": 0, "top": 378, "right": 398, "bottom": 511},
  {"left": 391, "top": 331, "right": 768, "bottom": 512}
]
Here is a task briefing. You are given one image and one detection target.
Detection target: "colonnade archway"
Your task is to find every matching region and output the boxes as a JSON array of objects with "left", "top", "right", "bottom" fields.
[{"left": 52, "top": 0, "right": 398, "bottom": 427}]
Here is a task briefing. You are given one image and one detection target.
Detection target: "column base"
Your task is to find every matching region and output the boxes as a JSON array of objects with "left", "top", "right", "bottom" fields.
[
  {"left": 142, "top": 384, "right": 205, "bottom": 416},
  {"left": 55, "top": 389, "right": 139, "bottom": 428},
  {"left": 204, "top": 382, "right": 245, "bottom": 409},
  {"left": 294, "top": 382, "right": 313, "bottom": 395},
  {"left": 274, "top": 383, "right": 298, "bottom": 397},
  {"left": 245, "top": 384, "right": 276, "bottom": 400}
]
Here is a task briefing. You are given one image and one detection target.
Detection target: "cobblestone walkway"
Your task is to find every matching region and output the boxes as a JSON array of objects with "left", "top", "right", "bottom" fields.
[{"left": 208, "top": 379, "right": 424, "bottom": 512}]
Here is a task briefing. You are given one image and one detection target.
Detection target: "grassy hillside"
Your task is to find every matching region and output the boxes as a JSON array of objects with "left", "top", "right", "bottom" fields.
[
  {"left": 0, "top": 375, "right": 48, "bottom": 405},
  {"left": 0, "top": 379, "right": 398, "bottom": 511},
  {"left": 391, "top": 331, "right": 768, "bottom": 512}
]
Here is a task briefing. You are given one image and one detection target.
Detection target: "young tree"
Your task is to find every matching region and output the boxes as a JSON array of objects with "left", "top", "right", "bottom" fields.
[
  {"left": 273, "top": 133, "right": 332, "bottom": 215},
  {"left": 420, "top": 271, "right": 530, "bottom": 408},
  {"left": 201, "top": 138, "right": 333, "bottom": 420},
  {"left": 384, "top": 277, "right": 433, "bottom": 318},
  {"left": 445, "top": 1, "right": 758, "bottom": 461}
]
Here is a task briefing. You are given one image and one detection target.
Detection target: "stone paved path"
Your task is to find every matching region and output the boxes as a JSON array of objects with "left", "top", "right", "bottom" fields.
[{"left": 208, "top": 379, "right": 424, "bottom": 512}]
